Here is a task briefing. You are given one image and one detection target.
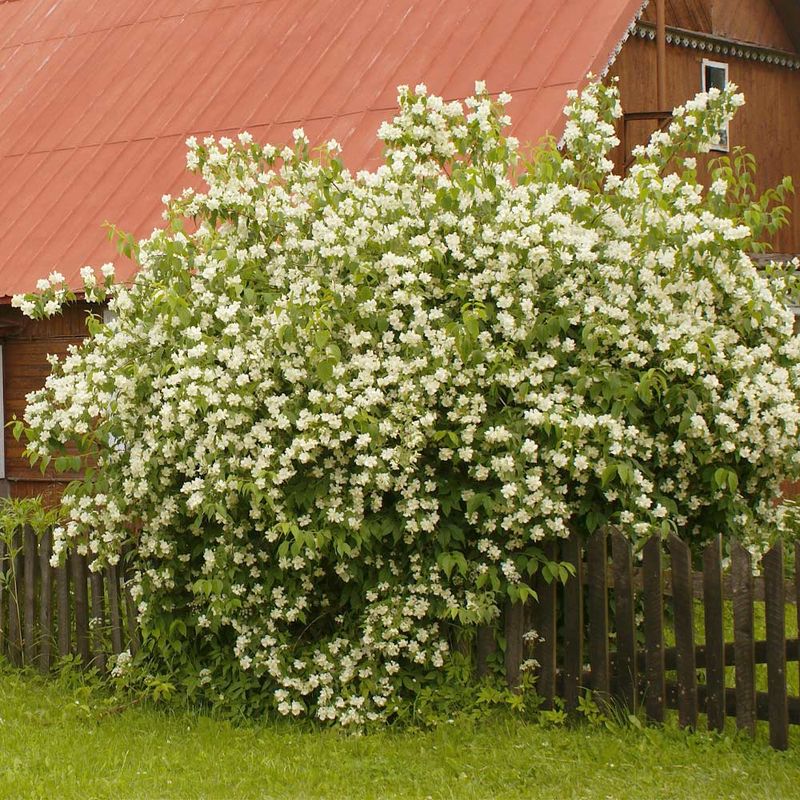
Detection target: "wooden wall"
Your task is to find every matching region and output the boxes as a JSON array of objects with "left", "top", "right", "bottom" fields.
[
  {"left": 641, "top": 0, "right": 797, "bottom": 51},
  {"left": 642, "top": 0, "right": 712, "bottom": 34},
  {"left": 0, "top": 303, "right": 94, "bottom": 501},
  {"left": 610, "top": 34, "right": 800, "bottom": 253}
]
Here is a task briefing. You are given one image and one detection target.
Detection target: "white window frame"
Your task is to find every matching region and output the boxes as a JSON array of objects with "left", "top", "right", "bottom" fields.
[{"left": 701, "top": 59, "right": 730, "bottom": 152}]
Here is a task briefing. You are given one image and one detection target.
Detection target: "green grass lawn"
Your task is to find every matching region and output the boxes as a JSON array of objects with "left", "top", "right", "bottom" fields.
[{"left": 2, "top": 667, "right": 800, "bottom": 800}]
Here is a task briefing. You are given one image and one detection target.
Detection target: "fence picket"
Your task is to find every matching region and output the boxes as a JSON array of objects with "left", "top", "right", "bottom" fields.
[
  {"left": 796, "top": 542, "right": 800, "bottom": 703},
  {"left": 562, "top": 532, "right": 583, "bottom": 715},
  {"left": 732, "top": 540, "right": 756, "bottom": 737},
  {"left": 763, "top": 542, "right": 789, "bottom": 750},
  {"left": 504, "top": 600, "right": 524, "bottom": 690},
  {"left": 122, "top": 549, "right": 140, "bottom": 655},
  {"left": 669, "top": 535, "right": 697, "bottom": 729},
  {"left": 611, "top": 529, "right": 636, "bottom": 713},
  {"left": 38, "top": 529, "right": 53, "bottom": 673},
  {"left": 642, "top": 536, "right": 665, "bottom": 722},
  {"left": 71, "top": 552, "right": 90, "bottom": 666},
  {"left": 587, "top": 528, "right": 610, "bottom": 704},
  {"left": 8, "top": 531, "right": 23, "bottom": 666},
  {"left": 107, "top": 563, "right": 124, "bottom": 656},
  {"left": 23, "top": 525, "right": 37, "bottom": 666},
  {"left": 0, "top": 540, "right": 6, "bottom": 658},
  {"left": 56, "top": 561, "right": 70, "bottom": 658},
  {"left": 533, "top": 541, "right": 557, "bottom": 709},
  {"left": 702, "top": 535, "right": 725, "bottom": 733},
  {"left": 89, "top": 563, "right": 107, "bottom": 672}
]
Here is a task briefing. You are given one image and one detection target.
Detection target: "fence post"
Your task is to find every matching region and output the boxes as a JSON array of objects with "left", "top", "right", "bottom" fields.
[
  {"left": 56, "top": 557, "right": 70, "bottom": 658},
  {"left": 796, "top": 542, "right": 800, "bottom": 702},
  {"left": 702, "top": 535, "right": 725, "bottom": 733},
  {"left": 611, "top": 529, "right": 636, "bottom": 713},
  {"left": 8, "top": 530, "right": 23, "bottom": 666},
  {"left": 642, "top": 535, "right": 665, "bottom": 722},
  {"left": 122, "top": 548, "right": 140, "bottom": 655},
  {"left": 731, "top": 540, "right": 756, "bottom": 737},
  {"left": 504, "top": 599, "right": 524, "bottom": 690},
  {"left": 763, "top": 541, "right": 788, "bottom": 750},
  {"left": 39, "top": 529, "right": 53, "bottom": 673},
  {"left": 562, "top": 532, "right": 583, "bottom": 715},
  {"left": 71, "top": 551, "right": 90, "bottom": 667},
  {"left": 89, "top": 559, "right": 107, "bottom": 672},
  {"left": 23, "top": 525, "right": 37, "bottom": 667},
  {"left": 533, "top": 540, "right": 557, "bottom": 709},
  {"left": 107, "top": 562, "right": 124, "bottom": 656},
  {"left": 587, "top": 528, "right": 610, "bottom": 706},
  {"left": 669, "top": 534, "right": 697, "bottom": 729},
  {"left": 0, "top": 539, "right": 6, "bottom": 658}
]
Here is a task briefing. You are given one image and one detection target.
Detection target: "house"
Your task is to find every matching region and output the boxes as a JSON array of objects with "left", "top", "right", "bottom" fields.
[{"left": 0, "top": 0, "right": 797, "bottom": 499}]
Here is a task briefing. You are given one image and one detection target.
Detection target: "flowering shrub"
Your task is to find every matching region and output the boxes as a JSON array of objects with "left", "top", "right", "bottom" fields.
[{"left": 13, "top": 79, "right": 800, "bottom": 724}]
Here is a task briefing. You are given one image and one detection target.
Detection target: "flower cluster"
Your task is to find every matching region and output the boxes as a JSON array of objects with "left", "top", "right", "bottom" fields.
[{"left": 15, "top": 79, "right": 800, "bottom": 724}]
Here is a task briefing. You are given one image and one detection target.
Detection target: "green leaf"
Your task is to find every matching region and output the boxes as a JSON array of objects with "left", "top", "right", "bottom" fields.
[
  {"left": 316, "top": 358, "right": 335, "bottom": 382},
  {"left": 600, "top": 463, "right": 617, "bottom": 488},
  {"left": 463, "top": 312, "right": 479, "bottom": 338}
]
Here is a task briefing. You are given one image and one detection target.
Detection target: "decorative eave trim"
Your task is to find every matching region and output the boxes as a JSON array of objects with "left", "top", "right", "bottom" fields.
[
  {"left": 634, "top": 21, "right": 800, "bottom": 70},
  {"left": 598, "top": 0, "right": 651, "bottom": 79}
]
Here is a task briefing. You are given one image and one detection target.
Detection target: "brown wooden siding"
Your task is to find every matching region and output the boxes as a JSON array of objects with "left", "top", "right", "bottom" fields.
[
  {"left": 642, "top": 0, "right": 713, "bottom": 35},
  {"left": 641, "top": 0, "right": 797, "bottom": 51},
  {"left": 713, "top": 0, "right": 797, "bottom": 51},
  {"left": 0, "top": 303, "right": 95, "bottom": 499},
  {"left": 610, "top": 34, "right": 800, "bottom": 254}
]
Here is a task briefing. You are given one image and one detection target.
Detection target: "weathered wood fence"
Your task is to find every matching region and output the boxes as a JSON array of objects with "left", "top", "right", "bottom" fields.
[
  {"left": 0, "top": 527, "right": 139, "bottom": 674},
  {"left": 496, "top": 530, "right": 799, "bottom": 750},
  {"left": 1, "top": 526, "right": 799, "bottom": 749}
]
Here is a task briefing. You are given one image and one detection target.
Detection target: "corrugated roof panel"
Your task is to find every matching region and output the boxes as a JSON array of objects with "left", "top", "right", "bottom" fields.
[
  {"left": 0, "top": 0, "right": 644, "bottom": 296},
  {"left": 478, "top": 0, "right": 564, "bottom": 91},
  {"left": 151, "top": 3, "right": 267, "bottom": 137},
  {"left": 22, "top": 141, "right": 141, "bottom": 270},
  {"left": 423, "top": 1, "right": 519, "bottom": 101},
  {"left": 292, "top": 1, "right": 416, "bottom": 122},
  {"left": 56, "top": 20, "right": 172, "bottom": 150},
  {"left": 0, "top": 146, "right": 100, "bottom": 257},
  {"left": 359, "top": 0, "right": 468, "bottom": 108},
  {"left": 0, "top": 149, "right": 49, "bottom": 224},
  {"left": 0, "top": 0, "right": 48, "bottom": 49},
  {"left": 512, "top": 1, "right": 605, "bottom": 91},
  {"left": 225, "top": 0, "right": 345, "bottom": 128},
  {"left": 107, "top": 13, "right": 220, "bottom": 144},
  {"left": 1, "top": 36, "right": 98, "bottom": 155},
  {"left": 191, "top": 0, "right": 302, "bottom": 130}
]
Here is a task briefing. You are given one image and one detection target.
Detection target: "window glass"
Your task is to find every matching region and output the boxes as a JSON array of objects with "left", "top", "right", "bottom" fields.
[{"left": 701, "top": 60, "right": 729, "bottom": 151}]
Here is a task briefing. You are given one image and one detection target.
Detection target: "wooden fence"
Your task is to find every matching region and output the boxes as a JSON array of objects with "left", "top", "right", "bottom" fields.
[
  {"left": 1, "top": 525, "right": 798, "bottom": 749},
  {"left": 497, "top": 530, "right": 799, "bottom": 750},
  {"left": 0, "top": 527, "right": 139, "bottom": 674}
]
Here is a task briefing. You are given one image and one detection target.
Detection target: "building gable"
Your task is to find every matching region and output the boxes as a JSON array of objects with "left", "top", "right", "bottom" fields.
[{"left": 643, "top": 0, "right": 799, "bottom": 51}]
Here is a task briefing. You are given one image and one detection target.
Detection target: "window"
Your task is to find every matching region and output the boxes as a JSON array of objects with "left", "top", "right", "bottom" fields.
[{"left": 702, "top": 59, "right": 729, "bottom": 151}]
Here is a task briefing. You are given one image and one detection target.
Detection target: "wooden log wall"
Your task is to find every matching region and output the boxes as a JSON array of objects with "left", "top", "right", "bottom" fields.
[{"left": 0, "top": 302, "right": 96, "bottom": 501}]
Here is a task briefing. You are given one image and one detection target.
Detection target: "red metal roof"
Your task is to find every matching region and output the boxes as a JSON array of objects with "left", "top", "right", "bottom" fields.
[{"left": 0, "top": 0, "right": 645, "bottom": 297}]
